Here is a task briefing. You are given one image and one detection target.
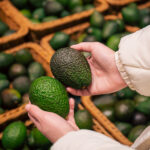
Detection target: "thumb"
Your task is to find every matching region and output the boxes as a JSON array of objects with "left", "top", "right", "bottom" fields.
[
  {"left": 71, "top": 42, "right": 96, "bottom": 52},
  {"left": 25, "top": 104, "right": 44, "bottom": 120}
]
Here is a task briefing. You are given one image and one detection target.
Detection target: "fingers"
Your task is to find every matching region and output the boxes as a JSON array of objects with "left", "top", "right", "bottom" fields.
[
  {"left": 67, "top": 98, "right": 75, "bottom": 121},
  {"left": 67, "top": 87, "right": 90, "bottom": 96},
  {"left": 71, "top": 42, "right": 97, "bottom": 52},
  {"left": 25, "top": 104, "right": 44, "bottom": 121}
]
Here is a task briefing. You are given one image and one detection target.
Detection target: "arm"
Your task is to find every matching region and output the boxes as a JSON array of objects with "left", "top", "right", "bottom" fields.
[
  {"left": 116, "top": 25, "right": 150, "bottom": 96},
  {"left": 51, "top": 130, "right": 134, "bottom": 150}
]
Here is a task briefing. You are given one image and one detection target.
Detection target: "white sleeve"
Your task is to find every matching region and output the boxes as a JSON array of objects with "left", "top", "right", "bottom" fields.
[
  {"left": 51, "top": 130, "right": 134, "bottom": 150},
  {"left": 115, "top": 25, "right": 150, "bottom": 96}
]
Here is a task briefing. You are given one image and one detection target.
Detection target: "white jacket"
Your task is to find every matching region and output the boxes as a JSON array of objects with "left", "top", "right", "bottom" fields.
[{"left": 51, "top": 26, "right": 150, "bottom": 150}]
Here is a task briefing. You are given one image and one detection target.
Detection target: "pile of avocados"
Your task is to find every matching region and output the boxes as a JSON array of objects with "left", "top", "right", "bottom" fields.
[
  {"left": 50, "top": 10, "right": 129, "bottom": 52},
  {"left": 1, "top": 121, "right": 51, "bottom": 150},
  {"left": 11, "top": 0, "right": 94, "bottom": 24},
  {"left": 92, "top": 87, "right": 150, "bottom": 142},
  {"left": 0, "top": 20, "right": 15, "bottom": 37},
  {"left": 0, "top": 49, "right": 45, "bottom": 114}
]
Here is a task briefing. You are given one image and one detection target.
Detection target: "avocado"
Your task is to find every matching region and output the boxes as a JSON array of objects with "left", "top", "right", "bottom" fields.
[
  {"left": 29, "top": 0, "right": 45, "bottom": 8},
  {"left": 50, "top": 47, "right": 92, "bottom": 89},
  {"left": 2, "top": 121, "right": 27, "bottom": 149},
  {"left": 101, "top": 107, "right": 115, "bottom": 122},
  {"left": 115, "top": 19, "right": 125, "bottom": 32},
  {"left": 0, "top": 53, "right": 14, "bottom": 69},
  {"left": 132, "top": 112, "right": 147, "bottom": 125},
  {"left": 128, "top": 3, "right": 137, "bottom": 9},
  {"left": 92, "top": 95, "right": 116, "bottom": 109},
  {"left": 75, "top": 110, "right": 93, "bottom": 129},
  {"left": 90, "top": 11, "right": 104, "bottom": 28},
  {"left": 83, "top": 35, "right": 97, "bottom": 42},
  {"left": 3, "top": 30, "right": 15, "bottom": 36},
  {"left": 86, "top": 27, "right": 102, "bottom": 42},
  {"left": 102, "top": 20, "right": 118, "bottom": 40},
  {"left": 50, "top": 32, "right": 70, "bottom": 50},
  {"left": 139, "top": 15, "right": 150, "bottom": 28},
  {"left": 0, "top": 21, "right": 9, "bottom": 36},
  {"left": 106, "top": 34, "right": 121, "bottom": 51},
  {"left": 20, "top": 9, "right": 32, "bottom": 18},
  {"left": 29, "top": 76, "right": 69, "bottom": 118},
  {"left": 15, "top": 49, "right": 33, "bottom": 65},
  {"left": 115, "top": 99, "right": 135, "bottom": 121},
  {"left": 22, "top": 145, "right": 30, "bottom": 150},
  {"left": 42, "top": 16, "right": 58, "bottom": 22},
  {"left": 60, "top": 10, "right": 70, "bottom": 17},
  {"left": 116, "top": 87, "right": 136, "bottom": 99},
  {"left": 84, "top": 4, "right": 94, "bottom": 10},
  {"left": 1, "top": 88, "right": 21, "bottom": 109},
  {"left": 72, "top": 6, "right": 84, "bottom": 13},
  {"left": 12, "top": 76, "right": 31, "bottom": 94},
  {"left": 139, "top": 8, "right": 150, "bottom": 18},
  {"left": 134, "top": 95, "right": 149, "bottom": 106},
  {"left": 0, "top": 107, "right": 4, "bottom": 114},
  {"left": 68, "top": 0, "right": 82, "bottom": 10},
  {"left": 82, "top": 52, "right": 91, "bottom": 58},
  {"left": 136, "top": 99, "right": 150, "bottom": 115},
  {"left": 0, "top": 80, "right": 9, "bottom": 92},
  {"left": 28, "top": 128, "right": 51, "bottom": 148},
  {"left": 28, "top": 62, "right": 45, "bottom": 81},
  {"left": 128, "top": 125, "right": 146, "bottom": 142},
  {"left": 11, "top": 0, "right": 27, "bottom": 9},
  {"left": 44, "top": 0, "right": 64, "bottom": 16},
  {"left": 32, "top": 8, "right": 45, "bottom": 21},
  {"left": 0, "top": 73, "right": 7, "bottom": 80},
  {"left": 8, "top": 64, "right": 27, "bottom": 79},
  {"left": 115, "top": 122, "right": 132, "bottom": 136},
  {"left": 121, "top": 5, "right": 140, "bottom": 25}
]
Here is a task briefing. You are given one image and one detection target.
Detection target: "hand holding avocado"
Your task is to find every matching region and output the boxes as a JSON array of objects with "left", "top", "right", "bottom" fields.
[
  {"left": 26, "top": 98, "right": 79, "bottom": 143},
  {"left": 67, "top": 42, "right": 127, "bottom": 96}
]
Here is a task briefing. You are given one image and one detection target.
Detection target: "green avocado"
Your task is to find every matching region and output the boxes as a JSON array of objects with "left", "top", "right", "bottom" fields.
[
  {"left": 121, "top": 5, "right": 140, "bottom": 25},
  {"left": 1, "top": 88, "right": 21, "bottom": 109},
  {"left": 8, "top": 63, "right": 27, "bottom": 79},
  {"left": 32, "top": 8, "right": 45, "bottom": 21},
  {"left": 132, "top": 112, "right": 147, "bottom": 125},
  {"left": 0, "top": 53, "right": 14, "bottom": 69},
  {"left": 2, "top": 121, "right": 27, "bottom": 149},
  {"left": 29, "top": 0, "right": 45, "bottom": 8},
  {"left": 102, "top": 20, "right": 119, "bottom": 40},
  {"left": 115, "top": 99, "right": 135, "bottom": 121},
  {"left": 15, "top": 49, "right": 33, "bottom": 65},
  {"left": 44, "top": 0, "right": 64, "bottom": 16},
  {"left": 68, "top": 0, "right": 82, "bottom": 10},
  {"left": 20, "top": 9, "right": 32, "bottom": 18},
  {"left": 115, "top": 122, "right": 132, "bottom": 136},
  {"left": 50, "top": 47, "right": 92, "bottom": 89},
  {"left": 28, "top": 62, "right": 45, "bottom": 82},
  {"left": 90, "top": 11, "right": 104, "bottom": 28},
  {"left": 50, "top": 32, "right": 70, "bottom": 50},
  {"left": 42, "top": 16, "right": 58, "bottom": 22},
  {"left": 0, "top": 80, "right": 9, "bottom": 92},
  {"left": 11, "top": 0, "right": 27, "bottom": 9},
  {"left": 12, "top": 76, "right": 31, "bottom": 94},
  {"left": 29, "top": 76, "right": 69, "bottom": 118},
  {"left": 128, "top": 125, "right": 146, "bottom": 142},
  {"left": 0, "top": 21, "right": 9, "bottom": 36},
  {"left": 75, "top": 110, "right": 93, "bottom": 129}
]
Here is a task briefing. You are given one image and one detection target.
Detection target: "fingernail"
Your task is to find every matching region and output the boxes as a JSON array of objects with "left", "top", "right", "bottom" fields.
[{"left": 25, "top": 104, "right": 31, "bottom": 111}]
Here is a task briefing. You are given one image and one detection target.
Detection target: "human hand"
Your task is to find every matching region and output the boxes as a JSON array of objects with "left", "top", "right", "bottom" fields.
[
  {"left": 25, "top": 98, "right": 79, "bottom": 143},
  {"left": 67, "top": 42, "right": 127, "bottom": 96}
]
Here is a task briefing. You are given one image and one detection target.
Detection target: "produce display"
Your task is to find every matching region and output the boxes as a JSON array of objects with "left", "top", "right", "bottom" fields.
[
  {"left": 1, "top": 0, "right": 150, "bottom": 149},
  {"left": 0, "top": 49, "right": 45, "bottom": 114},
  {"left": 92, "top": 88, "right": 150, "bottom": 142},
  {"left": 10, "top": 0, "right": 95, "bottom": 24},
  {"left": 1, "top": 121, "right": 51, "bottom": 150},
  {"left": 0, "top": 20, "right": 15, "bottom": 37}
]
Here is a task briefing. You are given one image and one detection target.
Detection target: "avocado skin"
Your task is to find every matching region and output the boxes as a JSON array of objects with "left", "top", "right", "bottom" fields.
[{"left": 50, "top": 47, "right": 92, "bottom": 89}]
